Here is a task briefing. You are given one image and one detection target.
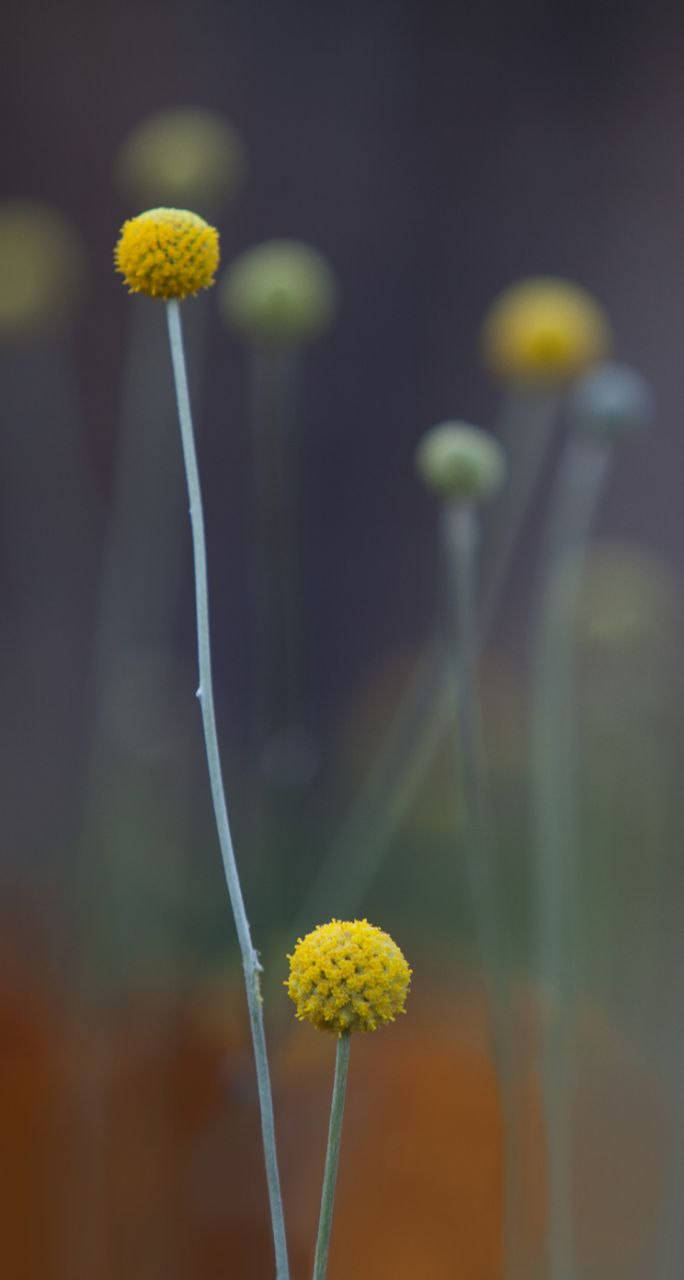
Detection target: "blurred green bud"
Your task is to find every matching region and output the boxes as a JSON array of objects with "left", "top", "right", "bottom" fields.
[
  {"left": 116, "top": 108, "right": 245, "bottom": 212},
  {"left": 415, "top": 422, "right": 506, "bottom": 502},
  {"left": 570, "top": 362, "right": 654, "bottom": 436},
  {"left": 219, "top": 240, "right": 337, "bottom": 345},
  {"left": 0, "top": 201, "right": 85, "bottom": 339}
]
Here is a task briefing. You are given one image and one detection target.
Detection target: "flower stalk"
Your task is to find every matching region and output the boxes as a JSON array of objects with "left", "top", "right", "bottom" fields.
[
  {"left": 438, "top": 463, "right": 526, "bottom": 1280},
  {"left": 313, "top": 1032, "right": 351, "bottom": 1280},
  {"left": 166, "top": 297, "right": 289, "bottom": 1280},
  {"left": 532, "top": 433, "right": 611, "bottom": 1280},
  {"left": 287, "top": 919, "right": 410, "bottom": 1275},
  {"left": 532, "top": 363, "right": 652, "bottom": 1280}
]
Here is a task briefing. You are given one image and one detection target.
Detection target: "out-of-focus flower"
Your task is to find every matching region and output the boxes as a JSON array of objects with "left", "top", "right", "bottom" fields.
[
  {"left": 576, "top": 542, "right": 681, "bottom": 653},
  {"left": 116, "top": 108, "right": 245, "bottom": 212},
  {"left": 416, "top": 421, "right": 506, "bottom": 502},
  {"left": 481, "top": 277, "right": 611, "bottom": 384},
  {"left": 287, "top": 919, "right": 411, "bottom": 1034},
  {"left": 114, "top": 208, "right": 219, "bottom": 300},
  {"left": 0, "top": 201, "right": 85, "bottom": 339},
  {"left": 570, "top": 361, "right": 654, "bottom": 436},
  {"left": 219, "top": 240, "right": 337, "bottom": 344}
]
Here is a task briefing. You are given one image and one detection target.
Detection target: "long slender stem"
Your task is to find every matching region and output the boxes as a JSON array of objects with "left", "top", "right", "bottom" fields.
[
  {"left": 442, "top": 502, "right": 498, "bottom": 988},
  {"left": 442, "top": 501, "right": 526, "bottom": 1279},
  {"left": 531, "top": 432, "right": 612, "bottom": 1280},
  {"left": 166, "top": 299, "right": 289, "bottom": 1280},
  {"left": 313, "top": 1033, "right": 351, "bottom": 1280}
]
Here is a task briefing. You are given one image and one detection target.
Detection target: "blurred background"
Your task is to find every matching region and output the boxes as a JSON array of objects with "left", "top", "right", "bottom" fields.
[{"left": 2, "top": 2, "right": 684, "bottom": 1277}]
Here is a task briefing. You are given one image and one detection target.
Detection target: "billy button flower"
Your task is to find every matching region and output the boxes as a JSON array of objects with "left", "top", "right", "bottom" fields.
[
  {"left": 287, "top": 918, "right": 411, "bottom": 1035},
  {"left": 482, "top": 276, "right": 612, "bottom": 385},
  {"left": 287, "top": 920, "right": 411, "bottom": 1279},
  {"left": 114, "top": 207, "right": 290, "bottom": 1280},
  {"left": 114, "top": 207, "right": 219, "bottom": 300}
]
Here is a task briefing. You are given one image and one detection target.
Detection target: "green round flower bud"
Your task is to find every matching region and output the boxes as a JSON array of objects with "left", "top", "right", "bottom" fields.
[
  {"left": 415, "top": 422, "right": 506, "bottom": 502},
  {"left": 219, "top": 240, "right": 337, "bottom": 345},
  {"left": 116, "top": 108, "right": 245, "bottom": 212},
  {"left": 0, "top": 201, "right": 85, "bottom": 339},
  {"left": 570, "top": 362, "right": 653, "bottom": 436}
]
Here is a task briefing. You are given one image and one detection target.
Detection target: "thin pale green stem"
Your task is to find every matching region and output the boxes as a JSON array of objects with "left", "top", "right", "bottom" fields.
[
  {"left": 442, "top": 502, "right": 499, "bottom": 988},
  {"left": 531, "top": 432, "right": 612, "bottom": 1280},
  {"left": 166, "top": 299, "right": 289, "bottom": 1280},
  {"left": 313, "top": 1033, "right": 351, "bottom": 1280},
  {"left": 442, "top": 500, "right": 526, "bottom": 1279},
  {"left": 296, "top": 390, "right": 557, "bottom": 931}
]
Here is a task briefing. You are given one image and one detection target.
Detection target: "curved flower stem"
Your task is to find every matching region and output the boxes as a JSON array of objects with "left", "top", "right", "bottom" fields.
[
  {"left": 166, "top": 299, "right": 290, "bottom": 1280},
  {"left": 313, "top": 1032, "right": 351, "bottom": 1280},
  {"left": 532, "top": 432, "right": 612, "bottom": 1280}
]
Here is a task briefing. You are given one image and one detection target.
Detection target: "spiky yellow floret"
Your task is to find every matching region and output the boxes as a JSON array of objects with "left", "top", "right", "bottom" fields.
[
  {"left": 481, "top": 277, "right": 611, "bottom": 384},
  {"left": 114, "top": 207, "right": 219, "bottom": 300},
  {"left": 286, "top": 918, "right": 411, "bottom": 1035}
]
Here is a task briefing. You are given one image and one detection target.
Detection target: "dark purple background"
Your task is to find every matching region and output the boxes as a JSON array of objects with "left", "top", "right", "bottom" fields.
[{"left": 2, "top": 0, "right": 683, "bottom": 952}]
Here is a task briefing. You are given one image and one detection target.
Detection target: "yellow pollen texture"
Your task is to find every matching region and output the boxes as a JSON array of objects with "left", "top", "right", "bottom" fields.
[
  {"left": 286, "top": 918, "right": 411, "bottom": 1035},
  {"left": 114, "top": 207, "right": 219, "bottom": 300}
]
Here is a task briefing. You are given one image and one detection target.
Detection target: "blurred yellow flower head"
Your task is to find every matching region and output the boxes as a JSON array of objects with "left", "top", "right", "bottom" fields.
[
  {"left": 114, "top": 207, "right": 219, "bottom": 300},
  {"left": 219, "top": 239, "right": 337, "bottom": 345},
  {"left": 287, "top": 918, "right": 411, "bottom": 1035},
  {"left": 116, "top": 108, "right": 245, "bottom": 213},
  {"left": 0, "top": 201, "right": 85, "bottom": 338},
  {"left": 481, "top": 277, "right": 611, "bottom": 384}
]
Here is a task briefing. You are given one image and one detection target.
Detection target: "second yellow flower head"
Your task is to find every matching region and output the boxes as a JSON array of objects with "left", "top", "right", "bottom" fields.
[
  {"left": 481, "top": 276, "right": 611, "bottom": 384},
  {"left": 114, "top": 207, "right": 219, "bottom": 300},
  {"left": 287, "top": 918, "right": 411, "bottom": 1035}
]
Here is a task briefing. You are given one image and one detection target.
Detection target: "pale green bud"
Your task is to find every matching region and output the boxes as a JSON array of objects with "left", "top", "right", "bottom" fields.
[
  {"left": 219, "top": 240, "right": 337, "bottom": 345},
  {"left": 415, "top": 422, "right": 506, "bottom": 502}
]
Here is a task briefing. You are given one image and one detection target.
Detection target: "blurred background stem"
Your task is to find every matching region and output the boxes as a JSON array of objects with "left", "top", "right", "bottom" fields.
[
  {"left": 531, "top": 431, "right": 612, "bottom": 1280},
  {"left": 441, "top": 497, "right": 526, "bottom": 1280},
  {"left": 442, "top": 500, "right": 502, "bottom": 1010}
]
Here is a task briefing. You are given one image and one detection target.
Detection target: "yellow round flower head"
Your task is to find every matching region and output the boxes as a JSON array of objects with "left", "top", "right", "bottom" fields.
[
  {"left": 114, "top": 207, "right": 219, "bottom": 300},
  {"left": 481, "top": 277, "right": 612, "bottom": 385},
  {"left": 287, "top": 918, "right": 411, "bottom": 1035}
]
